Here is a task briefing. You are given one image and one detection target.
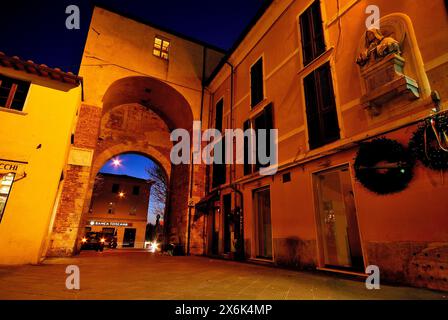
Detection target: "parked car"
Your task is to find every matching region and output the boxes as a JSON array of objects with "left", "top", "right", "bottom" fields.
[{"left": 80, "top": 232, "right": 105, "bottom": 251}]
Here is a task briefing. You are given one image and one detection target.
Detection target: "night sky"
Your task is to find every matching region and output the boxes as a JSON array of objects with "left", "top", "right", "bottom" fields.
[
  {"left": 1, "top": 0, "right": 267, "bottom": 223},
  {"left": 100, "top": 154, "right": 160, "bottom": 224},
  {"left": 0, "top": 0, "right": 268, "bottom": 74}
]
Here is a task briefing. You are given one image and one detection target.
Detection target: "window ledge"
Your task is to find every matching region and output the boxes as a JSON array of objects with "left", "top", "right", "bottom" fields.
[
  {"left": 0, "top": 107, "right": 27, "bottom": 116},
  {"left": 249, "top": 98, "right": 269, "bottom": 117},
  {"left": 298, "top": 47, "right": 334, "bottom": 77}
]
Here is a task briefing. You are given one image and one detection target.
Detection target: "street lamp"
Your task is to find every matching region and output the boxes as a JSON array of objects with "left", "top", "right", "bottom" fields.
[{"left": 112, "top": 158, "right": 121, "bottom": 168}]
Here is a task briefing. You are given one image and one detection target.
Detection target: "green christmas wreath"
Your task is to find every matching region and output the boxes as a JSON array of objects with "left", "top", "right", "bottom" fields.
[
  {"left": 354, "top": 138, "right": 415, "bottom": 195},
  {"left": 409, "top": 113, "right": 448, "bottom": 171}
]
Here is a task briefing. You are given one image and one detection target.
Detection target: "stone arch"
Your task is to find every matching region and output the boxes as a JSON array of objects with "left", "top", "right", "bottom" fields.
[
  {"left": 48, "top": 75, "right": 196, "bottom": 256},
  {"left": 101, "top": 76, "right": 194, "bottom": 130}
]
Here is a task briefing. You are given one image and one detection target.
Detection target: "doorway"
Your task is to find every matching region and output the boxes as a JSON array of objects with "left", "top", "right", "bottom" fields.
[
  {"left": 123, "top": 228, "right": 136, "bottom": 248},
  {"left": 253, "top": 187, "right": 273, "bottom": 260},
  {"left": 211, "top": 205, "right": 220, "bottom": 255},
  {"left": 223, "top": 194, "right": 232, "bottom": 253},
  {"left": 313, "top": 165, "right": 364, "bottom": 271}
]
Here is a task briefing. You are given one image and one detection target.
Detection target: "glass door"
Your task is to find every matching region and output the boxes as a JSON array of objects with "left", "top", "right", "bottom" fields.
[
  {"left": 223, "top": 194, "right": 233, "bottom": 253},
  {"left": 211, "top": 206, "right": 220, "bottom": 255},
  {"left": 313, "top": 166, "right": 364, "bottom": 271},
  {"left": 253, "top": 188, "right": 273, "bottom": 260},
  {"left": 123, "top": 228, "right": 136, "bottom": 248}
]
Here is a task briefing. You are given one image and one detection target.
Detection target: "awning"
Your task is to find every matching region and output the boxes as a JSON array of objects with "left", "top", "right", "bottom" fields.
[{"left": 195, "top": 190, "right": 220, "bottom": 214}]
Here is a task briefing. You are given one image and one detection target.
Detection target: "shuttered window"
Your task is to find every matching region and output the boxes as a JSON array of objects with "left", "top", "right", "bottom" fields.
[
  {"left": 215, "top": 99, "right": 223, "bottom": 132},
  {"left": 299, "top": 0, "right": 326, "bottom": 66},
  {"left": 243, "top": 120, "right": 252, "bottom": 176},
  {"left": 254, "top": 103, "right": 274, "bottom": 171},
  {"left": 212, "top": 137, "right": 226, "bottom": 188},
  {"left": 0, "top": 74, "right": 30, "bottom": 111},
  {"left": 250, "top": 58, "right": 264, "bottom": 107},
  {"left": 304, "top": 62, "right": 340, "bottom": 149},
  {"left": 243, "top": 103, "right": 274, "bottom": 175}
]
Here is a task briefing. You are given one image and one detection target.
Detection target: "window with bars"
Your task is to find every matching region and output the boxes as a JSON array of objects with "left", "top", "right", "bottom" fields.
[
  {"left": 0, "top": 74, "right": 30, "bottom": 111},
  {"left": 153, "top": 36, "right": 170, "bottom": 60},
  {"left": 303, "top": 62, "right": 340, "bottom": 149},
  {"left": 250, "top": 58, "right": 264, "bottom": 108},
  {"left": 299, "top": 0, "right": 326, "bottom": 66}
]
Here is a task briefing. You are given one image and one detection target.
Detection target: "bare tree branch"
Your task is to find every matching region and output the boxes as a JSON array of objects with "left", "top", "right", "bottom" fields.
[{"left": 146, "top": 165, "right": 168, "bottom": 219}]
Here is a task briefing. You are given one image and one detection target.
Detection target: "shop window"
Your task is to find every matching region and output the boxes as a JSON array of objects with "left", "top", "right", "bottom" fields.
[
  {"left": 112, "top": 183, "right": 120, "bottom": 193},
  {"left": 0, "top": 74, "right": 30, "bottom": 111},
  {"left": 132, "top": 186, "right": 140, "bottom": 196},
  {"left": 0, "top": 173, "right": 15, "bottom": 223},
  {"left": 102, "top": 227, "right": 115, "bottom": 235},
  {"left": 254, "top": 187, "right": 272, "bottom": 259},
  {"left": 153, "top": 36, "right": 170, "bottom": 60},
  {"left": 303, "top": 62, "right": 340, "bottom": 149},
  {"left": 250, "top": 58, "right": 264, "bottom": 107},
  {"left": 299, "top": 0, "right": 326, "bottom": 66}
]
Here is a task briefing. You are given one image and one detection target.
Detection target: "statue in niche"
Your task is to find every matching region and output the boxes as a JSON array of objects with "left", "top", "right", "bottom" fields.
[{"left": 356, "top": 28, "right": 401, "bottom": 66}]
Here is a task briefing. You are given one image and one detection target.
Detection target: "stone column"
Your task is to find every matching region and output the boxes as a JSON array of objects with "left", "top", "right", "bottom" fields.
[{"left": 46, "top": 104, "right": 102, "bottom": 257}]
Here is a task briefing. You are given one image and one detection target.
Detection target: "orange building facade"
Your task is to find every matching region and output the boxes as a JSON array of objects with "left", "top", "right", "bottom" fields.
[
  {"left": 86, "top": 173, "right": 152, "bottom": 248},
  {"left": 1, "top": 0, "right": 446, "bottom": 292},
  {"left": 200, "top": 0, "right": 448, "bottom": 291}
]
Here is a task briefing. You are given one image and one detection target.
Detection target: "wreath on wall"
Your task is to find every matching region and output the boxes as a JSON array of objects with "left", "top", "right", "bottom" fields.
[
  {"left": 408, "top": 113, "right": 448, "bottom": 171},
  {"left": 354, "top": 138, "right": 415, "bottom": 195}
]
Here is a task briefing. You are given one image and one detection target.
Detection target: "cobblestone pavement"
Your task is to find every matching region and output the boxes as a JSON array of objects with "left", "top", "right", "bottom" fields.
[{"left": 0, "top": 250, "right": 446, "bottom": 300}]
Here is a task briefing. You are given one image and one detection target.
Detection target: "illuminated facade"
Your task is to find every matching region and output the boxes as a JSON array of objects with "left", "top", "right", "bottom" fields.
[
  {"left": 0, "top": 53, "right": 82, "bottom": 264},
  {"left": 0, "top": 0, "right": 447, "bottom": 292},
  {"left": 201, "top": 0, "right": 448, "bottom": 291},
  {"left": 86, "top": 173, "right": 152, "bottom": 248}
]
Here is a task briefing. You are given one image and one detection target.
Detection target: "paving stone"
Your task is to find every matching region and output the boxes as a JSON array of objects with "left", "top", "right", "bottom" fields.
[{"left": 0, "top": 250, "right": 446, "bottom": 300}]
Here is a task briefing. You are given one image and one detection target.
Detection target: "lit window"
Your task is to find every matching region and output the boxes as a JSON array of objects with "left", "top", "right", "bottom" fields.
[
  {"left": 0, "top": 74, "right": 30, "bottom": 111},
  {"left": 153, "top": 36, "right": 170, "bottom": 60},
  {"left": 0, "top": 173, "right": 15, "bottom": 222},
  {"left": 108, "top": 202, "right": 115, "bottom": 214}
]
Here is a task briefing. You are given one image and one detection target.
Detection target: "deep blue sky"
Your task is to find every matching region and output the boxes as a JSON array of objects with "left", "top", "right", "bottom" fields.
[
  {"left": 100, "top": 153, "right": 155, "bottom": 179},
  {"left": 0, "top": 0, "right": 267, "bottom": 74},
  {"left": 100, "top": 153, "right": 160, "bottom": 224}
]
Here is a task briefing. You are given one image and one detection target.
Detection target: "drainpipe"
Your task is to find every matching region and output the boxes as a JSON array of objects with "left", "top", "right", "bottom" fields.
[
  {"left": 187, "top": 46, "right": 208, "bottom": 256},
  {"left": 225, "top": 60, "right": 245, "bottom": 259},
  {"left": 225, "top": 61, "right": 235, "bottom": 186}
]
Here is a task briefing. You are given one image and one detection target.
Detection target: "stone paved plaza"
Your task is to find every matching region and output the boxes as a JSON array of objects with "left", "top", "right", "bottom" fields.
[{"left": 0, "top": 250, "right": 446, "bottom": 300}]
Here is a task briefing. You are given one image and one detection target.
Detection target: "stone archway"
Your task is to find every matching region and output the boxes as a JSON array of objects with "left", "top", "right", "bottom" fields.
[{"left": 46, "top": 76, "right": 197, "bottom": 257}]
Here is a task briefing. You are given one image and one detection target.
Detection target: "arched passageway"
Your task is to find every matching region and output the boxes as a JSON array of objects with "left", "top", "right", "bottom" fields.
[
  {"left": 84, "top": 153, "right": 168, "bottom": 250},
  {"left": 47, "top": 76, "right": 198, "bottom": 256}
]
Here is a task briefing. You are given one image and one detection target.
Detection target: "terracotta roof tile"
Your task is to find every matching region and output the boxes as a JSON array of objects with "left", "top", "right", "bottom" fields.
[{"left": 0, "top": 52, "right": 82, "bottom": 86}]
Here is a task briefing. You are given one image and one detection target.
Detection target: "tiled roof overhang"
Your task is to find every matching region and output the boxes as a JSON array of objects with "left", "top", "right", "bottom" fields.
[{"left": 0, "top": 52, "right": 82, "bottom": 86}]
